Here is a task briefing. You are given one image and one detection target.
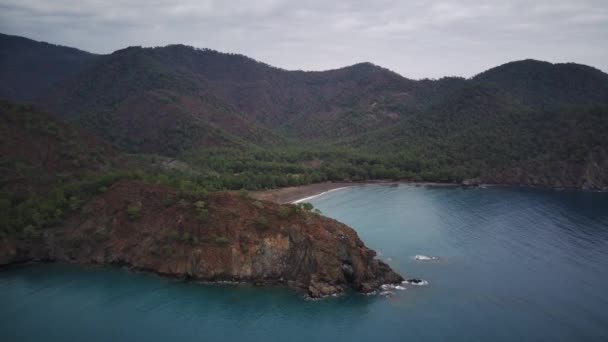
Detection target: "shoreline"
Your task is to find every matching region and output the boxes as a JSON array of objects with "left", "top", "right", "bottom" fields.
[
  {"left": 251, "top": 180, "right": 606, "bottom": 204},
  {"left": 251, "top": 180, "right": 460, "bottom": 204},
  {"left": 291, "top": 186, "right": 351, "bottom": 204},
  {"left": 251, "top": 182, "right": 355, "bottom": 204}
]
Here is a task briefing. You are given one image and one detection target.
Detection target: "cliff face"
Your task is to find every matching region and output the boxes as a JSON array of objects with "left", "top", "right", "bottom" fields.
[{"left": 0, "top": 181, "right": 402, "bottom": 297}]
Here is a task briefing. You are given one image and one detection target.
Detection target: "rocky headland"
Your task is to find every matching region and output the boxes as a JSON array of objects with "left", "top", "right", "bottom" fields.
[{"left": 0, "top": 180, "right": 403, "bottom": 298}]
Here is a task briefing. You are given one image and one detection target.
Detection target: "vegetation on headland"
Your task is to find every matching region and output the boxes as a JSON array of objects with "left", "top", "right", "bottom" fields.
[{"left": 1, "top": 179, "right": 403, "bottom": 298}]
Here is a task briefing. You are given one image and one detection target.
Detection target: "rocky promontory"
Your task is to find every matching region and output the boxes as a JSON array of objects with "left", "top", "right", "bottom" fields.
[{"left": 0, "top": 180, "right": 403, "bottom": 297}]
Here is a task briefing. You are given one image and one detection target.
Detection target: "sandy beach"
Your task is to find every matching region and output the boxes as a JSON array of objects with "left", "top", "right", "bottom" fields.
[
  {"left": 251, "top": 182, "right": 355, "bottom": 204},
  {"left": 251, "top": 181, "right": 461, "bottom": 204}
]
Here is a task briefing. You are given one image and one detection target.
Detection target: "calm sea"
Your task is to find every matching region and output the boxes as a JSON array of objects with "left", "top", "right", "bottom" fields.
[{"left": 2, "top": 184, "right": 608, "bottom": 341}]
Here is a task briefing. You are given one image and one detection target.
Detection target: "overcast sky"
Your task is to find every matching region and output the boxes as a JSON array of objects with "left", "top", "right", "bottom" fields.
[{"left": 1, "top": 0, "right": 607, "bottom": 79}]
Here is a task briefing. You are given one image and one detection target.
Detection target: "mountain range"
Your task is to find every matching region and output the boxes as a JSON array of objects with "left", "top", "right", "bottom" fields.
[{"left": 1, "top": 32, "right": 607, "bottom": 193}]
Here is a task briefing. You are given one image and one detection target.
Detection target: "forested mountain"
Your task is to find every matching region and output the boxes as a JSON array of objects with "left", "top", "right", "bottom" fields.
[
  {"left": 0, "top": 101, "right": 115, "bottom": 194},
  {"left": 40, "top": 44, "right": 430, "bottom": 150},
  {"left": 1, "top": 32, "right": 607, "bottom": 192},
  {"left": 473, "top": 59, "right": 608, "bottom": 108},
  {"left": 0, "top": 33, "right": 98, "bottom": 102}
]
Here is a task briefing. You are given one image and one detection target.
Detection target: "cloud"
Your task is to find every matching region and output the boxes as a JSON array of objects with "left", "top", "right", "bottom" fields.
[{"left": 0, "top": 0, "right": 606, "bottom": 78}]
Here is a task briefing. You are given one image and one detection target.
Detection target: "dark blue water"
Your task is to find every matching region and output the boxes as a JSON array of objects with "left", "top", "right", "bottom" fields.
[{"left": 2, "top": 185, "right": 608, "bottom": 341}]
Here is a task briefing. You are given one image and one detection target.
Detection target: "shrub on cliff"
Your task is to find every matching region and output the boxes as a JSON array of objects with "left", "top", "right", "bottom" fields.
[
  {"left": 68, "top": 196, "right": 82, "bottom": 211},
  {"left": 194, "top": 200, "right": 208, "bottom": 221},
  {"left": 239, "top": 189, "right": 250, "bottom": 199},
  {"left": 278, "top": 206, "right": 293, "bottom": 219},
  {"left": 93, "top": 229, "right": 110, "bottom": 242},
  {"left": 180, "top": 232, "right": 191, "bottom": 243},
  {"left": 179, "top": 187, "right": 208, "bottom": 202},
  {"left": 126, "top": 202, "right": 142, "bottom": 221},
  {"left": 254, "top": 216, "right": 270, "bottom": 231},
  {"left": 214, "top": 236, "right": 229, "bottom": 245},
  {"left": 297, "top": 202, "right": 314, "bottom": 212},
  {"left": 167, "top": 230, "right": 180, "bottom": 240}
]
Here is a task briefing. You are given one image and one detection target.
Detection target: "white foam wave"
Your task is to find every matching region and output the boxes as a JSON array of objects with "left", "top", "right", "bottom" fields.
[
  {"left": 402, "top": 279, "right": 429, "bottom": 286},
  {"left": 381, "top": 284, "right": 407, "bottom": 291},
  {"left": 414, "top": 255, "right": 438, "bottom": 261},
  {"left": 304, "top": 292, "right": 343, "bottom": 301}
]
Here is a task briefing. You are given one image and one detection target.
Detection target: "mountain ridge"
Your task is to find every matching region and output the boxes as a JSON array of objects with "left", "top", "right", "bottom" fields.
[
  {"left": 1, "top": 32, "right": 608, "bottom": 191},
  {"left": 5, "top": 33, "right": 607, "bottom": 80}
]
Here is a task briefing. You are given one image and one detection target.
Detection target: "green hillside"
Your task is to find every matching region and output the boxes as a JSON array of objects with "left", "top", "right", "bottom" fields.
[{"left": 1, "top": 33, "right": 607, "bottom": 192}]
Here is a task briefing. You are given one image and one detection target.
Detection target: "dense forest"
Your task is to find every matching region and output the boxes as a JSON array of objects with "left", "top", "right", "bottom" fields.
[{"left": 1, "top": 33, "right": 608, "bottom": 238}]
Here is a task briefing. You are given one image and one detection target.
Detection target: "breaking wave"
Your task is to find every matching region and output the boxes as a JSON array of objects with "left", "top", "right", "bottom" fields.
[{"left": 413, "top": 255, "right": 438, "bottom": 261}]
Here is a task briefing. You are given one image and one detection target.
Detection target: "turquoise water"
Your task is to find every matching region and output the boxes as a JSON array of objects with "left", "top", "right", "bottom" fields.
[{"left": 2, "top": 185, "right": 608, "bottom": 341}]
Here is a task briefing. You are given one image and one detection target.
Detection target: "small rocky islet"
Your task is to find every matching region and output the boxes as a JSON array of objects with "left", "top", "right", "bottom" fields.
[{"left": 0, "top": 180, "right": 403, "bottom": 298}]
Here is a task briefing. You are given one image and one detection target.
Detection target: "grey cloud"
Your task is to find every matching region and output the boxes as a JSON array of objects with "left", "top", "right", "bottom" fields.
[{"left": 0, "top": 0, "right": 606, "bottom": 79}]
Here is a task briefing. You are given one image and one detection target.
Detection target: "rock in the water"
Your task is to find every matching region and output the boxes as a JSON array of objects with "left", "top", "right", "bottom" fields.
[{"left": 403, "top": 278, "right": 429, "bottom": 286}]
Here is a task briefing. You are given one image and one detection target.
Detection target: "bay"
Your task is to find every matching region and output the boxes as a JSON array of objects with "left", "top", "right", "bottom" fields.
[{"left": 2, "top": 185, "right": 608, "bottom": 341}]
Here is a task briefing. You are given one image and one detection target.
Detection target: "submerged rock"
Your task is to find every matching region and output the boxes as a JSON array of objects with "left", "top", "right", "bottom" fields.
[{"left": 0, "top": 180, "right": 403, "bottom": 298}]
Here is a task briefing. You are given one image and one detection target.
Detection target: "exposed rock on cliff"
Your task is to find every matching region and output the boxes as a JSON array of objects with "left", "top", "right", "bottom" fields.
[{"left": 0, "top": 181, "right": 403, "bottom": 297}]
